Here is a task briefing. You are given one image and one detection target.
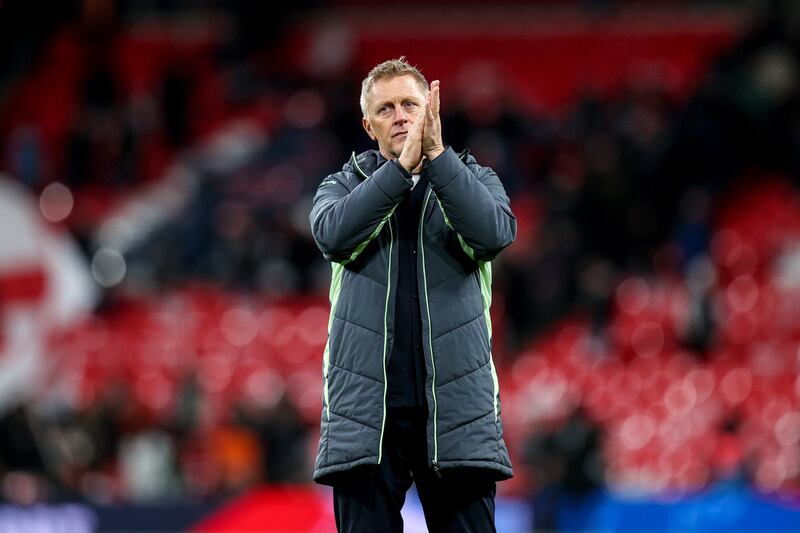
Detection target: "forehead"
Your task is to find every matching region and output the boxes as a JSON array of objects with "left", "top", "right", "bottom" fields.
[{"left": 368, "top": 74, "right": 427, "bottom": 105}]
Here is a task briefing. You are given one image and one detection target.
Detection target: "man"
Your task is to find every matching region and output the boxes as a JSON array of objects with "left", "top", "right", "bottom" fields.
[{"left": 309, "top": 57, "right": 516, "bottom": 532}]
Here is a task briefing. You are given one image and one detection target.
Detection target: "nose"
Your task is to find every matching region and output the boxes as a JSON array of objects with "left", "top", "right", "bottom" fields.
[{"left": 393, "top": 106, "right": 409, "bottom": 124}]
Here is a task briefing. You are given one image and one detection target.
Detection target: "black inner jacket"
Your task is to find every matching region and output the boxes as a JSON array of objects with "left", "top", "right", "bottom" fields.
[{"left": 387, "top": 161, "right": 428, "bottom": 409}]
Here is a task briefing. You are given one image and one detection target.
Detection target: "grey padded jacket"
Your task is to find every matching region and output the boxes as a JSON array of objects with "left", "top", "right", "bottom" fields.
[{"left": 309, "top": 146, "right": 516, "bottom": 485}]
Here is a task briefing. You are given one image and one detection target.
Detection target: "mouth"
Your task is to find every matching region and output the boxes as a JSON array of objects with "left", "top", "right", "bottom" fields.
[{"left": 392, "top": 131, "right": 408, "bottom": 139}]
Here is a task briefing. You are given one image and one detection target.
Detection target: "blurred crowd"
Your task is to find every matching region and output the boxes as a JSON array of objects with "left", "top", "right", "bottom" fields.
[{"left": 2, "top": 0, "right": 800, "bottom": 527}]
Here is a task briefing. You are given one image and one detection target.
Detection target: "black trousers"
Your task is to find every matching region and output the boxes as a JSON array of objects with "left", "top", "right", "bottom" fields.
[{"left": 333, "top": 408, "right": 497, "bottom": 533}]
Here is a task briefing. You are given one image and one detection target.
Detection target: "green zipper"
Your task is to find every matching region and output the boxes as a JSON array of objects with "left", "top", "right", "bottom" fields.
[
  {"left": 350, "top": 151, "right": 368, "bottom": 179},
  {"left": 421, "top": 150, "right": 467, "bottom": 473},
  {"left": 419, "top": 187, "right": 439, "bottom": 469},
  {"left": 377, "top": 216, "right": 394, "bottom": 464},
  {"left": 352, "top": 150, "right": 395, "bottom": 465}
]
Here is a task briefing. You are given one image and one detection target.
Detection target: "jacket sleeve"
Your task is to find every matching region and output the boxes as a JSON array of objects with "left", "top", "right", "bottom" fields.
[
  {"left": 424, "top": 147, "right": 517, "bottom": 261},
  {"left": 310, "top": 160, "right": 413, "bottom": 263}
]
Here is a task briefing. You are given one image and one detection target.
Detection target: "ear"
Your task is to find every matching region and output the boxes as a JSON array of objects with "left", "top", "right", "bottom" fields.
[{"left": 362, "top": 117, "right": 376, "bottom": 141}]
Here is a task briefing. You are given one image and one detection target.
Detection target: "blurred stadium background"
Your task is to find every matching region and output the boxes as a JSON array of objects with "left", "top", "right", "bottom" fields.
[{"left": 2, "top": 0, "right": 800, "bottom": 531}]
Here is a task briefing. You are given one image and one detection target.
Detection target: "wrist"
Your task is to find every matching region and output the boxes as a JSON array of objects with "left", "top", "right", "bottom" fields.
[
  {"left": 397, "top": 157, "right": 416, "bottom": 174},
  {"left": 425, "top": 146, "right": 446, "bottom": 161}
]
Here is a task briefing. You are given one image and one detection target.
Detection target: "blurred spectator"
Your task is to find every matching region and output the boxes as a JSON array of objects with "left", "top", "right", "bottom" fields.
[
  {"left": 524, "top": 408, "right": 604, "bottom": 532},
  {"left": 0, "top": 406, "right": 49, "bottom": 503},
  {"left": 119, "top": 425, "right": 179, "bottom": 501},
  {"left": 236, "top": 394, "right": 310, "bottom": 484}
]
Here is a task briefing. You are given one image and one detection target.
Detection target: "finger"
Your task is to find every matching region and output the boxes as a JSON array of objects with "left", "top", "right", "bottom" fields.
[
  {"left": 417, "top": 101, "right": 428, "bottom": 130},
  {"left": 414, "top": 98, "right": 426, "bottom": 129},
  {"left": 408, "top": 106, "right": 421, "bottom": 133},
  {"left": 426, "top": 95, "right": 434, "bottom": 123},
  {"left": 431, "top": 80, "right": 440, "bottom": 114},
  {"left": 410, "top": 106, "right": 425, "bottom": 140}
]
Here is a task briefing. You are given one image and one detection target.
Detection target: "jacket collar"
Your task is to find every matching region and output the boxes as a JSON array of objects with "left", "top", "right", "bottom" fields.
[
  {"left": 346, "top": 148, "right": 473, "bottom": 181},
  {"left": 347, "top": 150, "right": 384, "bottom": 181}
]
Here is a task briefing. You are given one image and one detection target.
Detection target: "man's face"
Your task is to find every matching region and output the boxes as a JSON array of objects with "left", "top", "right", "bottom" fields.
[{"left": 362, "top": 74, "right": 428, "bottom": 160}]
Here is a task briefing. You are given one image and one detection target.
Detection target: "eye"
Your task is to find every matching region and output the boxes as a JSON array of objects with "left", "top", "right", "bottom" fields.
[{"left": 404, "top": 101, "right": 417, "bottom": 109}]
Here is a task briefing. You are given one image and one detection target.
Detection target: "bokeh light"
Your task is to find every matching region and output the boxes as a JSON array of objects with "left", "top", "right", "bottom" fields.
[
  {"left": 39, "top": 182, "right": 73, "bottom": 222},
  {"left": 91, "top": 248, "right": 127, "bottom": 288}
]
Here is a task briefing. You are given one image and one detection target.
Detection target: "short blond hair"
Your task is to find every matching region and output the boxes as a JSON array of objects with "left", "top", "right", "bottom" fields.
[{"left": 360, "top": 56, "right": 429, "bottom": 118}]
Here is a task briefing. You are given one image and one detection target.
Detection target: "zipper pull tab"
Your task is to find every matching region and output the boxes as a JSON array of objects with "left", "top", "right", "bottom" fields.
[{"left": 431, "top": 461, "right": 442, "bottom": 479}]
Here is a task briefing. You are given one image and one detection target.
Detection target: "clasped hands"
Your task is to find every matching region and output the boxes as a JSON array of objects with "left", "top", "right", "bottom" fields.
[{"left": 399, "top": 80, "right": 445, "bottom": 174}]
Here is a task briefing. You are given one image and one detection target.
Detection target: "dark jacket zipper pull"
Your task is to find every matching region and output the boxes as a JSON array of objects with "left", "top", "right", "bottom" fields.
[{"left": 432, "top": 461, "right": 442, "bottom": 479}]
